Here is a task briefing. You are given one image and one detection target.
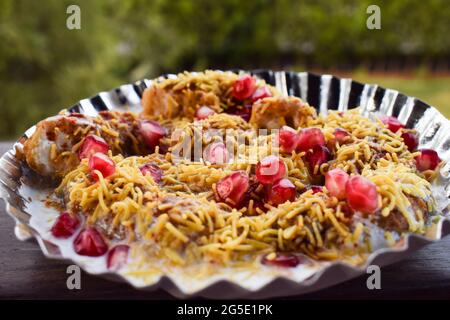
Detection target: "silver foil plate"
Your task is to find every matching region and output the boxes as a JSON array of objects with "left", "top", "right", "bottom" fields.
[{"left": 1, "top": 70, "right": 449, "bottom": 299}]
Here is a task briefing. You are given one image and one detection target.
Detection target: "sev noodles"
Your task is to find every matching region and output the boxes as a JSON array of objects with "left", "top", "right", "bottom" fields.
[{"left": 50, "top": 71, "right": 438, "bottom": 269}]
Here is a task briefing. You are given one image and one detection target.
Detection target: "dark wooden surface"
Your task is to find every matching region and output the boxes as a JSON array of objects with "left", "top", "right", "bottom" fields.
[{"left": 0, "top": 142, "right": 449, "bottom": 300}]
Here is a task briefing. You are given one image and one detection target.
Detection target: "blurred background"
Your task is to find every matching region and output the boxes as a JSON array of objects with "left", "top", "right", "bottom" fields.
[{"left": 0, "top": 0, "right": 449, "bottom": 140}]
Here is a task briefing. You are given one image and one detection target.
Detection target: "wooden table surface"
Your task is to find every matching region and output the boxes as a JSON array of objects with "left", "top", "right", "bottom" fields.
[{"left": 0, "top": 141, "right": 449, "bottom": 300}]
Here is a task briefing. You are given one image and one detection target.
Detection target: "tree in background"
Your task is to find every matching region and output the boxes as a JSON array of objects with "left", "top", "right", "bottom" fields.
[
  {"left": 0, "top": 0, "right": 121, "bottom": 138},
  {"left": 0, "top": 0, "right": 449, "bottom": 139}
]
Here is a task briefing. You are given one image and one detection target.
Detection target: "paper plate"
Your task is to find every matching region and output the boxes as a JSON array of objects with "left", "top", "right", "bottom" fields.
[{"left": 1, "top": 70, "right": 449, "bottom": 299}]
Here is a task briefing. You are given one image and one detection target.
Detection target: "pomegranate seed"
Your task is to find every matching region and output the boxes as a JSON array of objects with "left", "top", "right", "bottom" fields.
[
  {"left": 240, "top": 176, "right": 265, "bottom": 209},
  {"left": 78, "top": 135, "right": 109, "bottom": 159},
  {"left": 232, "top": 105, "right": 253, "bottom": 122},
  {"left": 296, "top": 128, "right": 326, "bottom": 152},
  {"left": 107, "top": 245, "right": 130, "bottom": 270},
  {"left": 226, "top": 104, "right": 253, "bottom": 122},
  {"left": 325, "top": 168, "right": 349, "bottom": 200},
  {"left": 251, "top": 86, "right": 272, "bottom": 102},
  {"left": 401, "top": 132, "right": 418, "bottom": 152},
  {"left": 345, "top": 175, "right": 379, "bottom": 214},
  {"left": 310, "top": 185, "right": 323, "bottom": 194},
  {"left": 334, "top": 128, "right": 351, "bottom": 145},
  {"left": 73, "top": 227, "right": 108, "bottom": 257},
  {"left": 203, "top": 142, "right": 230, "bottom": 164},
  {"left": 89, "top": 152, "right": 116, "bottom": 181},
  {"left": 415, "top": 149, "right": 441, "bottom": 171},
  {"left": 256, "top": 156, "right": 287, "bottom": 185},
  {"left": 138, "top": 120, "right": 167, "bottom": 149},
  {"left": 262, "top": 253, "right": 300, "bottom": 268},
  {"left": 51, "top": 212, "right": 80, "bottom": 238},
  {"left": 195, "top": 106, "right": 215, "bottom": 120},
  {"left": 266, "top": 178, "right": 296, "bottom": 205},
  {"left": 157, "top": 142, "right": 169, "bottom": 155},
  {"left": 216, "top": 171, "right": 250, "bottom": 207},
  {"left": 305, "top": 146, "right": 331, "bottom": 173},
  {"left": 380, "top": 115, "right": 405, "bottom": 133},
  {"left": 140, "top": 163, "right": 163, "bottom": 183},
  {"left": 278, "top": 126, "right": 300, "bottom": 154},
  {"left": 232, "top": 75, "right": 256, "bottom": 100}
]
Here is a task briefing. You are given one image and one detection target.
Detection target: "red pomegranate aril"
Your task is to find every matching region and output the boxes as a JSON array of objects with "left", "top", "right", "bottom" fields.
[
  {"left": 401, "top": 132, "right": 419, "bottom": 152},
  {"left": 345, "top": 175, "right": 379, "bottom": 214},
  {"left": 305, "top": 146, "right": 331, "bottom": 173},
  {"left": 216, "top": 171, "right": 250, "bottom": 207},
  {"left": 251, "top": 86, "right": 272, "bottom": 102},
  {"left": 380, "top": 115, "right": 405, "bottom": 133},
  {"left": 195, "top": 106, "right": 215, "bottom": 120},
  {"left": 138, "top": 120, "right": 166, "bottom": 149},
  {"left": 89, "top": 152, "right": 116, "bottom": 181},
  {"left": 232, "top": 75, "right": 256, "bottom": 100},
  {"left": 334, "top": 128, "right": 351, "bottom": 145},
  {"left": 256, "top": 156, "right": 287, "bottom": 185},
  {"left": 78, "top": 135, "right": 109, "bottom": 159},
  {"left": 73, "top": 227, "right": 108, "bottom": 257},
  {"left": 232, "top": 105, "right": 253, "bottom": 122},
  {"left": 310, "top": 185, "right": 323, "bottom": 194},
  {"left": 107, "top": 245, "right": 130, "bottom": 270},
  {"left": 415, "top": 149, "right": 441, "bottom": 171},
  {"left": 158, "top": 142, "right": 169, "bottom": 155},
  {"left": 203, "top": 142, "right": 229, "bottom": 164},
  {"left": 266, "top": 178, "right": 296, "bottom": 205},
  {"left": 262, "top": 253, "right": 300, "bottom": 268},
  {"left": 140, "top": 163, "right": 163, "bottom": 183},
  {"left": 278, "top": 126, "right": 300, "bottom": 153},
  {"left": 325, "top": 168, "right": 349, "bottom": 200},
  {"left": 225, "top": 104, "right": 253, "bottom": 122},
  {"left": 51, "top": 212, "right": 80, "bottom": 238},
  {"left": 296, "top": 128, "right": 326, "bottom": 152}
]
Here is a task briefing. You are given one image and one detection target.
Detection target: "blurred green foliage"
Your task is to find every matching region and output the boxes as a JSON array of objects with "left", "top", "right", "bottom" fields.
[{"left": 0, "top": 0, "right": 449, "bottom": 139}]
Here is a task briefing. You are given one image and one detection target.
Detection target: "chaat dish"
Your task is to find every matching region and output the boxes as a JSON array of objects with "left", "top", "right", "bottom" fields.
[{"left": 15, "top": 70, "right": 443, "bottom": 278}]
